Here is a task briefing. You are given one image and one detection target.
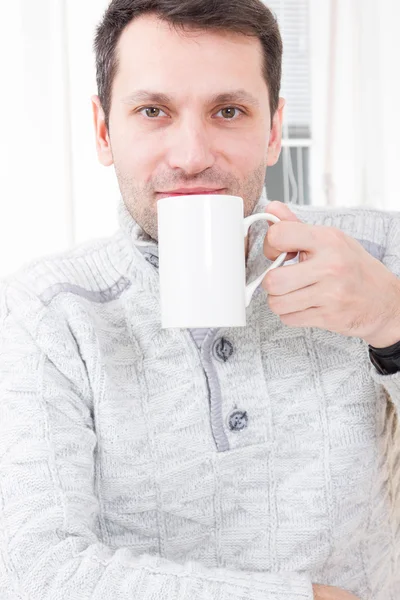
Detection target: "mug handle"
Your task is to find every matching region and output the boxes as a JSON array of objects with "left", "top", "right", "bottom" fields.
[{"left": 243, "top": 213, "right": 288, "bottom": 308}]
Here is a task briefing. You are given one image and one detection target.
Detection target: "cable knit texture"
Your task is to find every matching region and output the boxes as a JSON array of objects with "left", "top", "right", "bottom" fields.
[{"left": 0, "top": 192, "right": 400, "bottom": 600}]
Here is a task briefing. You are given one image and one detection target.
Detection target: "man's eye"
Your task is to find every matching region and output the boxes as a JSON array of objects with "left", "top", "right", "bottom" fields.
[
  {"left": 138, "top": 106, "right": 243, "bottom": 119},
  {"left": 216, "top": 107, "right": 243, "bottom": 120},
  {"left": 140, "top": 107, "right": 168, "bottom": 118}
]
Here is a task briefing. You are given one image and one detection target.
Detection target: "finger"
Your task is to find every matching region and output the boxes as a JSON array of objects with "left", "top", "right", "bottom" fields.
[
  {"left": 267, "top": 283, "right": 321, "bottom": 316},
  {"left": 264, "top": 201, "right": 301, "bottom": 261},
  {"left": 262, "top": 258, "right": 320, "bottom": 295},
  {"left": 267, "top": 249, "right": 299, "bottom": 262},
  {"left": 264, "top": 221, "right": 319, "bottom": 261}
]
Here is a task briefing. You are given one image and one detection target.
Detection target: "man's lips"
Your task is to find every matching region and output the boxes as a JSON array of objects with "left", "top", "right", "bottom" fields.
[{"left": 156, "top": 188, "right": 226, "bottom": 199}]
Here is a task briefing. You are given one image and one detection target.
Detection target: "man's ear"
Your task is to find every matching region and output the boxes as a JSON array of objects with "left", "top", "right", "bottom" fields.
[
  {"left": 91, "top": 95, "right": 113, "bottom": 167},
  {"left": 266, "top": 97, "right": 285, "bottom": 167}
]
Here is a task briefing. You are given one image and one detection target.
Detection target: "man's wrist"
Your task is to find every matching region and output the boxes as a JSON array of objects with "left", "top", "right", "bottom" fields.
[
  {"left": 364, "top": 324, "right": 400, "bottom": 349},
  {"left": 364, "top": 280, "right": 400, "bottom": 348}
]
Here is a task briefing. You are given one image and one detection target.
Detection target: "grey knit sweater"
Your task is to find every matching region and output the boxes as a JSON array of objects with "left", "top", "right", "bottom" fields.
[{"left": 1, "top": 192, "right": 400, "bottom": 600}]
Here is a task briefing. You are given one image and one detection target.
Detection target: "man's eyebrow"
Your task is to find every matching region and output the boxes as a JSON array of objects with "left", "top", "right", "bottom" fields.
[
  {"left": 211, "top": 91, "right": 260, "bottom": 108},
  {"left": 121, "top": 89, "right": 260, "bottom": 108},
  {"left": 121, "top": 91, "right": 171, "bottom": 105}
]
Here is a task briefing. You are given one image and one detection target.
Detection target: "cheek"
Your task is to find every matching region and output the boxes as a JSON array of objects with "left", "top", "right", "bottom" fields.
[
  {"left": 117, "top": 129, "right": 164, "bottom": 176},
  {"left": 221, "top": 130, "right": 268, "bottom": 172}
]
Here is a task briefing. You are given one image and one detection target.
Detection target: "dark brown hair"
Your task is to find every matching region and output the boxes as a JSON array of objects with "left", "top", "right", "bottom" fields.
[{"left": 94, "top": 0, "right": 282, "bottom": 131}]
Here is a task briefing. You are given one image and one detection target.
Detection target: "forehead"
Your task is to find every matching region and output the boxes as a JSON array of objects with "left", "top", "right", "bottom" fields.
[{"left": 113, "top": 14, "right": 268, "bottom": 99}]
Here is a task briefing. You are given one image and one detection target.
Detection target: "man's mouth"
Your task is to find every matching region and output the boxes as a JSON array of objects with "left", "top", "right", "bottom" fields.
[{"left": 156, "top": 188, "right": 226, "bottom": 199}]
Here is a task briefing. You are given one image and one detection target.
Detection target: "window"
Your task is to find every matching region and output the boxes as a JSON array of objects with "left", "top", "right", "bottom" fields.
[{"left": 263, "top": 0, "right": 311, "bottom": 205}]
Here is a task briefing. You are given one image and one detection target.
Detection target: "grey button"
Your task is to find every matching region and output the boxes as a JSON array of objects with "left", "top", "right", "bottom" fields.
[
  {"left": 145, "top": 254, "right": 159, "bottom": 269},
  {"left": 228, "top": 410, "right": 249, "bottom": 432},
  {"left": 213, "top": 337, "right": 234, "bottom": 362}
]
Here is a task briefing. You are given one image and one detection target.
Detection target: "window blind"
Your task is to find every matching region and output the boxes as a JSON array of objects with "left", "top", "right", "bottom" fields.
[{"left": 264, "top": 0, "right": 311, "bottom": 133}]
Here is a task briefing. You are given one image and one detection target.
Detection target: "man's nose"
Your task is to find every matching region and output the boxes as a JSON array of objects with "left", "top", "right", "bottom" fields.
[{"left": 166, "top": 117, "right": 216, "bottom": 175}]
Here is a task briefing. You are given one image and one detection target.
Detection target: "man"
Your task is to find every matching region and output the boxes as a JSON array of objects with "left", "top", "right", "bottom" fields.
[{"left": 0, "top": 1, "right": 399, "bottom": 598}]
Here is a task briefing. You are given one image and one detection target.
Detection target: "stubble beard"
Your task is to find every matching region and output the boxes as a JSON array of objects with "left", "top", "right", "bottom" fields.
[{"left": 115, "top": 162, "right": 267, "bottom": 241}]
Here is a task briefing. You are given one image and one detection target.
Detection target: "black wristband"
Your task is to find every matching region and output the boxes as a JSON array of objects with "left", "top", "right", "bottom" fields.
[
  {"left": 369, "top": 340, "right": 400, "bottom": 357},
  {"left": 368, "top": 340, "right": 400, "bottom": 375}
]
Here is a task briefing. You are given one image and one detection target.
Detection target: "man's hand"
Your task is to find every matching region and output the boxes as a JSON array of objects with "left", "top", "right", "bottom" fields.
[
  {"left": 262, "top": 201, "right": 400, "bottom": 348},
  {"left": 313, "top": 584, "right": 360, "bottom": 599}
]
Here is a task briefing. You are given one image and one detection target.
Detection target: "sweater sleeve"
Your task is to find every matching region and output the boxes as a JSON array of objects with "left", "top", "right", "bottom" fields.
[
  {"left": 0, "top": 283, "right": 313, "bottom": 600},
  {"left": 369, "top": 213, "right": 400, "bottom": 409}
]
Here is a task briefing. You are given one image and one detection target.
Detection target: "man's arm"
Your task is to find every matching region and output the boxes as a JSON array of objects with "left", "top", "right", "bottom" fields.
[{"left": 0, "top": 283, "right": 313, "bottom": 600}]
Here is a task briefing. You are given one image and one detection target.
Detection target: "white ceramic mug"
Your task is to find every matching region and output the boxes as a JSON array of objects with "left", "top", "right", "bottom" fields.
[{"left": 157, "top": 194, "right": 287, "bottom": 328}]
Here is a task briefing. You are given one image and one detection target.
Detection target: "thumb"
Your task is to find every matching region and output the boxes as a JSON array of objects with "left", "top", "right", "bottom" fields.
[{"left": 264, "top": 201, "right": 301, "bottom": 262}]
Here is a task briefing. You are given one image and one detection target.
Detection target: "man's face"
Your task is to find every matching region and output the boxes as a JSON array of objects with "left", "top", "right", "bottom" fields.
[{"left": 92, "top": 14, "right": 284, "bottom": 241}]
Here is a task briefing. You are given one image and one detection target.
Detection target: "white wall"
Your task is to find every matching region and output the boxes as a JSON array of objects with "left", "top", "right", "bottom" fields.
[
  {"left": 309, "top": 0, "right": 400, "bottom": 210},
  {"left": 0, "top": 0, "right": 119, "bottom": 280},
  {"left": 66, "top": 0, "right": 120, "bottom": 246}
]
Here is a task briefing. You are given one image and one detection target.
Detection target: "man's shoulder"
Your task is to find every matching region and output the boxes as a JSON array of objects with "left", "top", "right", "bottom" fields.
[
  {"left": 285, "top": 202, "right": 400, "bottom": 259},
  {"left": 0, "top": 230, "right": 128, "bottom": 318},
  {"left": 286, "top": 201, "right": 399, "bottom": 224}
]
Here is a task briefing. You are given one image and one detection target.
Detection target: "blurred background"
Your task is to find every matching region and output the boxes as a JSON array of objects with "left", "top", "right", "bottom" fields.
[{"left": 0, "top": 0, "right": 399, "bottom": 279}]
